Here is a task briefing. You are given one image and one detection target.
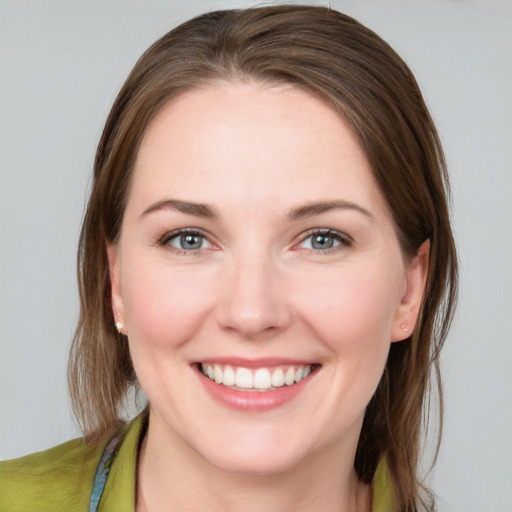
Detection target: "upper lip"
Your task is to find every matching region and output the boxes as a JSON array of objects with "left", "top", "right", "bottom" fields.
[{"left": 194, "top": 357, "right": 319, "bottom": 369}]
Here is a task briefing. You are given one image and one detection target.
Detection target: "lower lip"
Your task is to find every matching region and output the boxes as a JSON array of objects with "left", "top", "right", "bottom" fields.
[{"left": 196, "top": 367, "right": 317, "bottom": 412}]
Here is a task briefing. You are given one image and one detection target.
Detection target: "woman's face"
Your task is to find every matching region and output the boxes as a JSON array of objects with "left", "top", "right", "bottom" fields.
[{"left": 109, "top": 83, "right": 427, "bottom": 475}]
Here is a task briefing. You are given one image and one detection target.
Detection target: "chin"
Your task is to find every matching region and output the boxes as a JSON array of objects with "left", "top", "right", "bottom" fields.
[
  {"left": 193, "top": 427, "right": 307, "bottom": 476},
  {"left": 206, "top": 447, "right": 300, "bottom": 476}
]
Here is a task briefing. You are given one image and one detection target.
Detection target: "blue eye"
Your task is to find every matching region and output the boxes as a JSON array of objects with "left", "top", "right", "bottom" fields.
[
  {"left": 161, "top": 229, "right": 212, "bottom": 252},
  {"left": 299, "top": 229, "right": 351, "bottom": 251}
]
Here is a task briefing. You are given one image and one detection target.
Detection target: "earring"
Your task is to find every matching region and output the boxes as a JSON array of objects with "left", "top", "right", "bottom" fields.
[
  {"left": 114, "top": 307, "right": 125, "bottom": 334},
  {"left": 400, "top": 322, "right": 409, "bottom": 334}
]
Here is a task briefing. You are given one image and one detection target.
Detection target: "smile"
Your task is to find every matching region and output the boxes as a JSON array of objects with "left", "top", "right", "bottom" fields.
[{"left": 200, "top": 363, "right": 316, "bottom": 392}]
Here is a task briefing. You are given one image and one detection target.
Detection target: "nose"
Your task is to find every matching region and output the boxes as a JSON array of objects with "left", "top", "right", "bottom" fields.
[{"left": 216, "top": 250, "right": 292, "bottom": 340}]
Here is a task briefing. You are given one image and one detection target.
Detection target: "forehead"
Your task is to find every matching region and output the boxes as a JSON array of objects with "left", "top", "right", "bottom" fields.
[{"left": 128, "top": 82, "right": 390, "bottom": 221}]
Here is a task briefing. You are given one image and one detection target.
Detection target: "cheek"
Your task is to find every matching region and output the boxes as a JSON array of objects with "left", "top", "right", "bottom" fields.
[
  {"left": 121, "top": 257, "right": 215, "bottom": 351},
  {"left": 298, "top": 263, "right": 402, "bottom": 347},
  {"left": 120, "top": 259, "right": 218, "bottom": 405},
  {"left": 294, "top": 259, "right": 404, "bottom": 405}
]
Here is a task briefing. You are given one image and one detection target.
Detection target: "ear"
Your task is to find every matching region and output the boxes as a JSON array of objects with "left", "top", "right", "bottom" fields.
[
  {"left": 391, "top": 239, "right": 430, "bottom": 342},
  {"left": 107, "top": 243, "right": 126, "bottom": 335}
]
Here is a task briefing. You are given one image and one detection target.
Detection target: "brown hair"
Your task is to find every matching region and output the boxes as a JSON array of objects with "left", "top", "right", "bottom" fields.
[{"left": 68, "top": 6, "right": 458, "bottom": 511}]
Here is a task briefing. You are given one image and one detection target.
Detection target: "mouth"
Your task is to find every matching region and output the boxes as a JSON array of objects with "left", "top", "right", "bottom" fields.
[
  {"left": 198, "top": 362, "right": 319, "bottom": 392},
  {"left": 193, "top": 360, "right": 320, "bottom": 411}
]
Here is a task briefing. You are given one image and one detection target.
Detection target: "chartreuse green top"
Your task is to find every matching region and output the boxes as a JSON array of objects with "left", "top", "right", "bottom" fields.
[{"left": 0, "top": 414, "right": 394, "bottom": 511}]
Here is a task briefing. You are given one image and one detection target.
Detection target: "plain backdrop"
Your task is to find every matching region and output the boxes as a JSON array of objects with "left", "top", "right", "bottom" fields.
[{"left": 1, "top": 0, "right": 511, "bottom": 510}]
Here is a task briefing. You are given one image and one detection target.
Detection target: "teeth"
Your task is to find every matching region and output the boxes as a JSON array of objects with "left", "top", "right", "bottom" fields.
[
  {"left": 253, "top": 368, "right": 272, "bottom": 389},
  {"left": 235, "top": 367, "right": 253, "bottom": 388},
  {"left": 223, "top": 365, "right": 236, "bottom": 386},
  {"left": 214, "top": 364, "right": 223, "bottom": 384},
  {"left": 200, "top": 363, "right": 314, "bottom": 390},
  {"left": 271, "top": 368, "right": 285, "bottom": 387},
  {"left": 285, "top": 367, "right": 295, "bottom": 385}
]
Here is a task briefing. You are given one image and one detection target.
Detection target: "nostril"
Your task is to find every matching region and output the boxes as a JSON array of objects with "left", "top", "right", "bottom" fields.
[
  {"left": 214, "top": 261, "right": 293, "bottom": 338},
  {"left": 216, "top": 300, "right": 291, "bottom": 338}
]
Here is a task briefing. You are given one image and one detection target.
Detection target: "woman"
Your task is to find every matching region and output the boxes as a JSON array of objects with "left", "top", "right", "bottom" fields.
[{"left": 0, "top": 5, "right": 457, "bottom": 512}]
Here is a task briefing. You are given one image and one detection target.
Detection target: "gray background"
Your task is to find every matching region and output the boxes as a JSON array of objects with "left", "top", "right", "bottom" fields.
[{"left": 1, "top": 0, "right": 511, "bottom": 510}]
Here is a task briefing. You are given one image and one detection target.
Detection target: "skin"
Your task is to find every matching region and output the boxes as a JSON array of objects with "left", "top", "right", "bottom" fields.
[{"left": 109, "top": 82, "right": 429, "bottom": 512}]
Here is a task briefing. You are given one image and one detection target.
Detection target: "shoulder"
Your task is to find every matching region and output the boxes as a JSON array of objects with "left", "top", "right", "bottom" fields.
[
  {"left": 372, "top": 459, "right": 394, "bottom": 512},
  {"left": 0, "top": 435, "right": 107, "bottom": 512}
]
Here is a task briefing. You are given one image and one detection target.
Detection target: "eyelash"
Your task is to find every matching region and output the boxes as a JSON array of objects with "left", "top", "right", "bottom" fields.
[
  {"left": 297, "top": 229, "right": 353, "bottom": 254},
  {"left": 157, "top": 228, "right": 352, "bottom": 256},
  {"left": 158, "top": 228, "right": 212, "bottom": 256}
]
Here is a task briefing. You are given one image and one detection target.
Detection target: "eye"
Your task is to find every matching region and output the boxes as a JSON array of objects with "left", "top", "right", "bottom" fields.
[
  {"left": 298, "top": 229, "right": 351, "bottom": 251},
  {"left": 160, "top": 229, "right": 213, "bottom": 252}
]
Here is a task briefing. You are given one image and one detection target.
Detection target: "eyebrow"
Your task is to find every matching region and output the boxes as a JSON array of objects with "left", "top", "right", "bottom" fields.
[
  {"left": 141, "top": 199, "right": 219, "bottom": 219},
  {"left": 286, "top": 200, "right": 375, "bottom": 221},
  {"left": 140, "top": 198, "right": 374, "bottom": 222}
]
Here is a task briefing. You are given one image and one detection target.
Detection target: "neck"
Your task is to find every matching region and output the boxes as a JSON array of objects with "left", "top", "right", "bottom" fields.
[{"left": 136, "top": 415, "right": 371, "bottom": 512}]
